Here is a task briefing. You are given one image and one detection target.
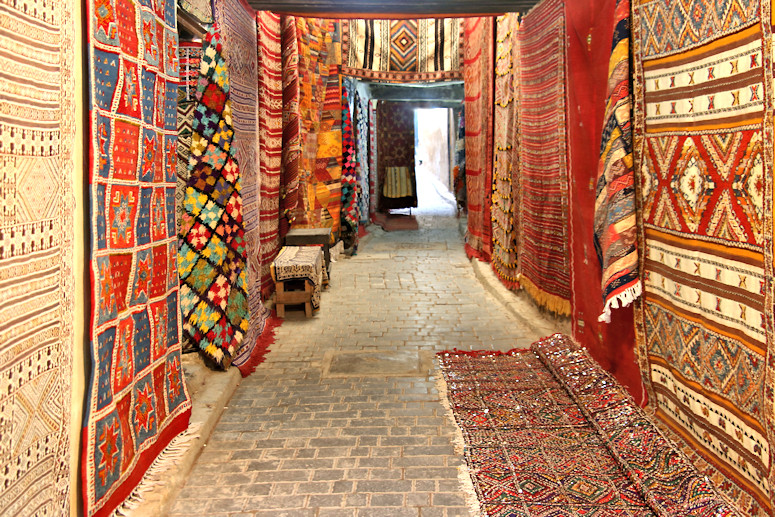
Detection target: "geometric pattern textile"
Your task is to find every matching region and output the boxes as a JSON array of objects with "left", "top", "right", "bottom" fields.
[
  {"left": 214, "top": 0, "right": 271, "bottom": 363},
  {"left": 491, "top": 13, "right": 521, "bottom": 290},
  {"left": 271, "top": 246, "right": 324, "bottom": 311},
  {"left": 178, "top": 28, "right": 249, "bottom": 369},
  {"left": 341, "top": 87, "right": 360, "bottom": 244},
  {"left": 178, "top": 0, "right": 213, "bottom": 24},
  {"left": 369, "top": 99, "right": 379, "bottom": 218},
  {"left": 0, "top": 0, "right": 75, "bottom": 514},
  {"left": 463, "top": 17, "right": 494, "bottom": 262},
  {"left": 280, "top": 16, "right": 302, "bottom": 237},
  {"left": 176, "top": 42, "right": 202, "bottom": 233},
  {"left": 376, "top": 101, "right": 417, "bottom": 211},
  {"left": 633, "top": 2, "right": 773, "bottom": 513},
  {"left": 354, "top": 89, "right": 371, "bottom": 224},
  {"left": 516, "top": 0, "right": 571, "bottom": 316},
  {"left": 85, "top": 0, "right": 192, "bottom": 514},
  {"left": 438, "top": 335, "right": 742, "bottom": 517},
  {"left": 342, "top": 18, "right": 463, "bottom": 83},
  {"left": 593, "top": 0, "right": 640, "bottom": 324},
  {"left": 257, "top": 11, "right": 284, "bottom": 300}
]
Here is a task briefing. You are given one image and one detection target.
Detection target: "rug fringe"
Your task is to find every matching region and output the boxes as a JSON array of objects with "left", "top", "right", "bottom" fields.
[
  {"left": 237, "top": 311, "right": 282, "bottom": 377},
  {"left": 434, "top": 360, "right": 482, "bottom": 516},
  {"left": 598, "top": 281, "right": 642, "bottom": 323},
  {"left": 111, "top": 423, "right": 202, "bottom": 517},
  {"left": 517, "top": 274, "right": 571, "bottom": 317}
]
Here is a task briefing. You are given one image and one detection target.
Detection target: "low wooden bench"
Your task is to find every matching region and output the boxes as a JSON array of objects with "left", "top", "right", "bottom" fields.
[{"left": 271, "top": 246, "right": 324, "bottom": 318}]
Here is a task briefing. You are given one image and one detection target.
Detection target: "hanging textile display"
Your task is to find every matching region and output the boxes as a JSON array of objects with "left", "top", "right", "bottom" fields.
[
  {"left": 452, "top": 109, "right": 466, "bottom": 210},
  {"left": 516, "top": 0, "right": 571, "bottom": 316},
  {"left": 257, "top": 11, "right": 284, "bottom": 299},
  {"left": 376, "top": 101, "right": 417, "bottom": 211},
  {"left": 178, "top": 0, "right": 213, "bottom": 24},
  {"left": 179, "top": 28, "right": 249, "bottom": 368},
  {"left": 214, "top": 0, "right": 271, "bottom": 367},
  {"left": 593, "top": 0, "right": 639, "bottom": 323},
  {"left": 491, "top": 13, "right": 521, "bottom": 290},
  {"left": 463, "top": 17, "right": 494, "bottom": 262},
  {"left": 280, "top": 16, "right": 302, "bottom": 237},
  {"left": 85, "top": 0, "right": 192, "bottom": 514},
  {"left": 341, "top": 87, "right": 360, "bottom": 244},
  {"left": 309, "top": 64, "right": 343, "bottom": 233},
  {"left": 176, "top": 42, "right": 202, "bottom": 231},
  {"left": 355, "top": 91, "right": 371, "bottom": 223},
  {"left": 633, "top": 0, "right": 772, "bottom": 513},
  {"left": 0, "top": 0, "right": 75, "bottom": 514},
  {"left": 342, "top": 18, "right": 463, "bottom": 83},
  {"left": 369, "top": 99, "right": 379, "bottom": 218}
]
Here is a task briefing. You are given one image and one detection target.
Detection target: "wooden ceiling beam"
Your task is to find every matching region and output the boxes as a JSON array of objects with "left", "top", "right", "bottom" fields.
[{"left": 245, "top": 0, "right": 536, "bottom": 17}]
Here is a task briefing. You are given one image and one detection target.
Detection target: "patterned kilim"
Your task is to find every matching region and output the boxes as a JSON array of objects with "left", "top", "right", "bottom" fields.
[
  {"left": 176, "top": 42, "right": 202, "bottom": 233},
  {"left": 271, "top": 246, "right": 324, "bottom": 311},
  {"left": 632, "top": 1, "right": 772, "bottom": 513},
  {"left": 178, "top": 28, "right": 249, "bottom": 369},
  {"left": 295, "top": 17, "right": 335, "bottom": 228},
  {"left": 257, "top": 11, "right": 283, "bottom": 300},
  {"left": 463, "top": 17, "right": 494, "bottom": 262},
  {"left": 516, "top": 0, "right": 571, "bottom": 316},
  {"left": 178, "top": 0, "right": 212, "bottom": 24},
  {"left": 438, "top": 335, "right": 742, "bottom": 517},
  {"left": 369, "top": 99, "right": 379, "bottom": 218},
  {"left": 594, "top": 0, "right": 640, "bottom": 324},
  {"left": 214, "top": 0, "right": 271, "bottom": 366},
  {"left": 0, "top": 0, "right": 75, "bottom": 514},
  {"left": 280, "top": 16, "right": 301, "bottom": 237},
  {"left": 453, "top": 109, "right": 466, "bottom": 210},
  {"left": 342, "top": 18, "right": 463, "bottom": 82},
  {"left": 85, "top": 0, "right": 192, "bottom": 514},
  {"left": 341, "top": 87, "right": 360, "bottom": 243},
  {"left": 491, "top": 13, "right": 520, "bottom": 290},
  {"left": 308, "top": 63, "right": 343, "bottom": 233},
  {"left": 355, "top": 90, "right": 371, "bottom": 223},
  {"left": 376, "top": 102, "right": 417, "bottom": 211}
]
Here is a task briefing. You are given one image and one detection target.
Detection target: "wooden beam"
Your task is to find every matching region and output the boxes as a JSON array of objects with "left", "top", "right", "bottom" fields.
[{"left": 246, "top": 0, "right": 536, "bottom": 17}]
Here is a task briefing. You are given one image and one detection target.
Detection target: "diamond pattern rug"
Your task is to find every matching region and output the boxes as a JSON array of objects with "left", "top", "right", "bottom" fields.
[{"left": 438, "top": 335, "right": 742, "bottom": 516}]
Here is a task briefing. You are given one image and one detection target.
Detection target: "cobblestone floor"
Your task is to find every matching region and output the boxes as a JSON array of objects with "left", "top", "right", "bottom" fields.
[{"left": 168, "top": 199, "right": 564, "bottom": 516}]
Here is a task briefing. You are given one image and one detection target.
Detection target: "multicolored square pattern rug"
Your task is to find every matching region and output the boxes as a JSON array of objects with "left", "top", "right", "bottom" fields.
[{"left": 438, "top": 335, "right": 741, "bottom": 516}]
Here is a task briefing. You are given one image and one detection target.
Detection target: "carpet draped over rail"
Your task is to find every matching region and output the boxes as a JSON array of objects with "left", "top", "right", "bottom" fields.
[
  {"left": 341, "top": 87, "right": 360, "bottom": 243},
  {"left": 516, "top": 0, "right": 571, "bottom": 316},
  {"left": 463, "top": 17, "right": 494, "bottom": 262},
  {"left": 280, "top": 16, "right": 302, "bottom": 237},
  {"left": 84, "top": 0, "right": 192, "bottom": 514},
  {"left": 490, "top": 13, "right": 521, "bottom": 289},
  {"left": 438, "top": 335, "right": 743, "bottom": 516},
  {"left": 257, "top": 11, "right": 284, "bottom": 300},
  {"left": 342, "top": 18, "right": 463, "bottom": 82},
  {"left": 633, "top": 0, "right": 773, "bottom": 512},
  {"left": 214, "top": 0, "right": 272, "bottom": 365},
  {"left": 0, "top": 0, "right": 75, "bottom": 513},
  {"left": 355, "top": 90, "right": 371, "bottom": 223},
  {"left": 178, "top": 28, "right": 249, "bottom": 368}
]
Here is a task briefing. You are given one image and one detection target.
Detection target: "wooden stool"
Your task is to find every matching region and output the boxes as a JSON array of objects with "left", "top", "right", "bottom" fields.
[
  {"left": 275, "top": 278, "right": 313, "bottom": 318},
  {"left": 285, "top": 228, "right": 333, "bottom": 281},
  {"left": 271, "top": 246, "right": 324, "bottom": 318}
]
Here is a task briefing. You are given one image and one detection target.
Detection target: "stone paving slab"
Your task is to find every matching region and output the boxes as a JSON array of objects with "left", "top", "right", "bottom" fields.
[{"left": 166, "top": 214, "right": 568, "bottom": 516}]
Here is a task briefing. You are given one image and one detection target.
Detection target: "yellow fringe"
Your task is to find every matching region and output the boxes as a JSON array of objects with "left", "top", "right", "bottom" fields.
[
  {"left": 517, "top": 274, "right": 572, "bottom": 317},
  {"left": 434, "top": 364, "right": 482, "bottom": 516}
]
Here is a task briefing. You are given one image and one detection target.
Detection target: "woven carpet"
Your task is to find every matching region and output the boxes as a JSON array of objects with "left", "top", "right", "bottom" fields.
[
  {"left": 594, "top": 0, "right": 640, "bottom": 324},
  {"left": 280, "top": 16, "right": 302, "bottom": 238},
  {"left": 342, "top": 18, "right": 463, "bottom": 82},
  {"left": 341, "top": 87, "right": 360, "bottom": 247},
  {"left": 355, "top": 89, "right": 371, "bottom": 224},
  {"left": 438, "top": 334, "right": 742, "bottom": 517},
  {"left": 214, "top": 0, "right": 271, "bottom": 366},
  {"left": 491, "top": 13, "right": 520, "bottom": 290},
  {"left": 257, "top": 11, "right": 284, "bottom": 300},
  {"left": 453, "top": 108, "right": 467, "bottom": 210},
  {"left": 516, "top": 0, "right": 571, "bottom": 316},
  {"left": 176, "top": 41, "right": 202, "bottom": 233},
  {"left": 369, "top": 99, "right": 379, "bottom": 219},
  {"left": 463, "top": 17, "right": 494, "bottom": 262},
  {"left": 178, "top": 27, "right": 249, "bottom": 369},
  {"left": 0, "top": 0, "right": 75, "bottom": 514},
  {"left": 376, "top": 101, "right": 417, "bottom": 211},
  {"left": 178, "top": 0, "right": 212, "bottom": 24},
  {"left": 85, "top": 0, "right": 192, "bottom": 514},
  {"left": 633, "top": 1, "right": 772, "bottom": 513}
]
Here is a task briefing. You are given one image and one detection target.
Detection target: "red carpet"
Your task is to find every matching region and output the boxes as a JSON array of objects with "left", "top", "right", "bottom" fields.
[{"left": 372, "top": 212, "right": 419, "bottom": 232}]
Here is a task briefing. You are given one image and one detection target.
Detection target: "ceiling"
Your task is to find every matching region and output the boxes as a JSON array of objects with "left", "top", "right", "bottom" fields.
[{"left": 246, "top": 0, "right": 538, "bottom": 18}]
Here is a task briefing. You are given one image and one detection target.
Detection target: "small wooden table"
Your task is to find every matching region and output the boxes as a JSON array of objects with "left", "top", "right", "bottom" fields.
[
  {"left": 285, "top": 228, "right": 333, "bottom": 279},
  {"left": 271, "top": 246, "right": 324, "bottom": 318}
]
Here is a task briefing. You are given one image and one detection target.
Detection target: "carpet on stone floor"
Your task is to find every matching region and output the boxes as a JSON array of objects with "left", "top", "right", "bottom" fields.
[
  {"left": 372, "top": 213, "right": 420, "bottom": 232},
  {"left": 437, "top": 334, "right": 741, "bottom": 517}
]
